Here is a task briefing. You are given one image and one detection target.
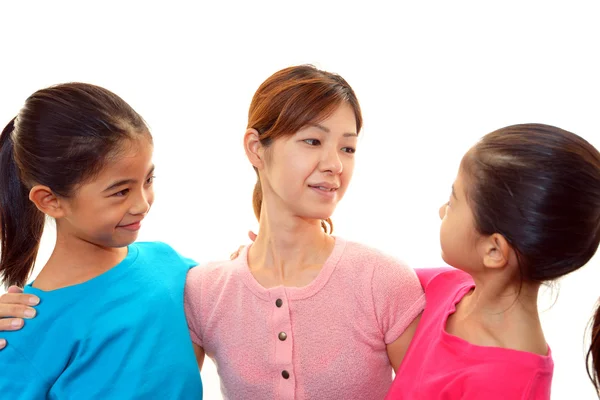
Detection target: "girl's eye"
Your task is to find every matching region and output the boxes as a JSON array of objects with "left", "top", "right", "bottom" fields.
[
  {"left": 114, "top": 189, "right": 129, "bottom": 197},
  {"left": 146, "top": 175, "right": 155, "bottom": 185},
  {"left": 342, "top": 147, "right": 356, "bottom": 154},
  {"left": 303, "top": 139, "right": 321, "bottom": 146}
]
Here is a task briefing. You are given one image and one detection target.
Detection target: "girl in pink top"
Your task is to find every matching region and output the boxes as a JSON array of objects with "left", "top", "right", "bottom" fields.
[
  {"left": 386, "top": 124, "right": 600, "bottom": 399},
  {"left": 183, "top": 65, "right": 425, "bottom": 399}
]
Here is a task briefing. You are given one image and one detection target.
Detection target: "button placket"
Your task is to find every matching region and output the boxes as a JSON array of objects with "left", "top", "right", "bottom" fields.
[{"left": 270, "top": 288, "right": 295, "bottom": 399}]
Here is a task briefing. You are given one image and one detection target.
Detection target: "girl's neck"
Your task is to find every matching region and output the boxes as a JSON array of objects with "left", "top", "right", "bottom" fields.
[
  {"left": 248, "top": 205, "right": 334, "bottom": 288},
  {"left": 32, "top": 229, "right": 128, "bottom": 291},
  {"left": 463, "top": 271, "right": 540, "bottom": 316},
  {"left": 448, "top": 271, "right": 548, "bottom": 355}
]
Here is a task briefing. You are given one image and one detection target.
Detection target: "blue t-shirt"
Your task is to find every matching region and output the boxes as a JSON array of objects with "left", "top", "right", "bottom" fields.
[{"left": 0, "top": 242, "right": 203, "bottom": 399}]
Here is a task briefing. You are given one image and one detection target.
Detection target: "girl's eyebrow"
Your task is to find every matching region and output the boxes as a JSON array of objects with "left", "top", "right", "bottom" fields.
[{"left": 103, "top": 165, "right": 155, "bottom": 192}]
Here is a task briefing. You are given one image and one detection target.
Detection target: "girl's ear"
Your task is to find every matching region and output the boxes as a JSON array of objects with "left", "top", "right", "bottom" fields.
[
  {"left": 481, "top": 233, "right": 512, "bottom": 270},
  {"left": 29, "top": 185, "right": 66, "bottom": 218}
]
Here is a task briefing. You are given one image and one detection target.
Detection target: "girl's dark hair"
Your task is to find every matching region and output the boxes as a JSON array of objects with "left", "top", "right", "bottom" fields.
[
  {"left": 247, "top": 65, "right": 362, "bottom": 234},
  {"left": 0, "top": 83, "right": 149, "bottom": 288},
  {"left": 460, "top": 123, "right": 600, "bottom": 394},
  {"left": 588, "top": 300, "right": 600, "bottom": 394},
  {"left": 463, "top": 123, "right": 600, "bottom": 282}
]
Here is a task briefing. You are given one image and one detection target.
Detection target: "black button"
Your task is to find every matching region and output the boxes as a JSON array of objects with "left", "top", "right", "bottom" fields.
[
  {"left": 282, "top": 370, "right": 290, "bottom": 379},
  {"left": 276, "top": 299, "right": 283, "bottom": 308},
  {"left": 278, "top": 332, "right": 287, "bottom": 341}
]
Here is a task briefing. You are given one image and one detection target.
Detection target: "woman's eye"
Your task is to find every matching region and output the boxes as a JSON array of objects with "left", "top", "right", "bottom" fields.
[{"left": 303, "top": 139, "right": 321, "bottom": 146}]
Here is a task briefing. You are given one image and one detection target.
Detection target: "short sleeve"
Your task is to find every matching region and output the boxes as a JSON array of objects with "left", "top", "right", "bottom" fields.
[
  {"left": 184, "top": 267, "right": 204, "bottom": 347},
  {"left": 155, "top": 241, "right": 198, "bottom": 270},
  {"left": 371, "top": 258, "right": 426, "bottom": 344},
  {"left": 0, "top": 345, "right": 51, "bottom": 397},
  {"left": 415, "top": 267, "right": 454, "bottom": 290},
  {"left": 461, "top": 366, "right": 551, "bottom": 400},
  {"left": 526, "top": 371, "right": 552, "bottom": 400}
]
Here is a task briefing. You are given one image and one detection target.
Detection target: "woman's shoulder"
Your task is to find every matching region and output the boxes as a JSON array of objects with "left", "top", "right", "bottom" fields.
[
  {"left": 336, "top": 238, "right": 422, "bottom": 292},
  {"left": 340, "top": 238, "right": 409, "bottom": 267}
]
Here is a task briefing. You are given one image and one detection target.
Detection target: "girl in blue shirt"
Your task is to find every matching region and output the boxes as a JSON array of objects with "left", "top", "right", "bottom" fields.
[{"left": 0, "top": 83, "right": 203, "bottom": 399}]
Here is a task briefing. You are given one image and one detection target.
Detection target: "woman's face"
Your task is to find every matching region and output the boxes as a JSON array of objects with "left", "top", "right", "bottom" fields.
[{"left": 259, "top": 102, "right": 358, "bottom": 222}]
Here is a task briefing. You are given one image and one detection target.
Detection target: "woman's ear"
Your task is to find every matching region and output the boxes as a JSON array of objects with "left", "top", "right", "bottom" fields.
[{"left": 244, "top": 128, "right": 265, "bottom": 170}]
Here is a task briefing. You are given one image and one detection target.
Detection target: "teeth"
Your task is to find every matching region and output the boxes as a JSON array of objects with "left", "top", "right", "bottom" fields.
[{"left": 310, "top": 185, "right": 337, "bottom": 191}]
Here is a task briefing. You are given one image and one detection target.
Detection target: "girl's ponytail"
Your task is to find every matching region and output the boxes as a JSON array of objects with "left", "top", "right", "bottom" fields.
[{"left": 0, "top": 117, "right": 45, "bottom": 288}]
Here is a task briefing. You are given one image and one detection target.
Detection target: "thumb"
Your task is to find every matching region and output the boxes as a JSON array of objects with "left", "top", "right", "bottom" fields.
[
  {"left": 248, "top": 230, "right": 257, "bottom": 242},
  {"left": 7, "top": 285, "right": 23, "bottom": 294}
]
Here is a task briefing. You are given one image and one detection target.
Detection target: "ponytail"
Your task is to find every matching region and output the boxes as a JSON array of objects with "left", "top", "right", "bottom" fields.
[
  {"left": 321, "top": 218, "right": 333, "bottom": 234},
  {"left": 0, "top": 118, "right": 45, "bottom": 288},
  {"left": 252, "top": 176, "right": 262, "bottom": 221},
  {"left": 587, "top": 300, "right": 600, "bottom": 396}
]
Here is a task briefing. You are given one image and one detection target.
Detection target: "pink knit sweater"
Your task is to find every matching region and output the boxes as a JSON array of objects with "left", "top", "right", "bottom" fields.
[{"left": 185, "top": 237, "right": 425, "bottom": 399}]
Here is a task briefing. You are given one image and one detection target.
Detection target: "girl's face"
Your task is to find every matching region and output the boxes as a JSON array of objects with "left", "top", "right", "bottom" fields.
[
  {"left": 57, "top": 137, "right": 155, "bottom": 248},
  {"left": 260, "top": 102, "right": 358, "bottom": 222},
  {"left": 438, "top": 165, "right": 483, "bottom": 272}
]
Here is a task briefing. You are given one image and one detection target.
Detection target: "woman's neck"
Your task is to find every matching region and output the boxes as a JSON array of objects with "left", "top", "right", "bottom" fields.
[{"left": 248, "top": 205, "right": 334, "bottom": 288}]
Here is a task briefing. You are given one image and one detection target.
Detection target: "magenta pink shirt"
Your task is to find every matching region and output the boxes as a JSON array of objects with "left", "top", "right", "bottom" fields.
[
  {"left": 184, "top": 237, "right": 425, "bottom": 399},
  {"left": 386, "top": 267, "right": 553, "bottom": 400}
]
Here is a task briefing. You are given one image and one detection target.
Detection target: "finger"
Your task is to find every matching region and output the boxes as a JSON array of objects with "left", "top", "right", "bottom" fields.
[
  {"left": 0, "top": 318, "right": 24, "bottom": 331},
  {"left": 0, "top": 292, "right": 39, "bottom": 306},
  {"left": 0, "top": 339, "right": 6, "bottom": 349},
  {"left": 0, "top": 303, "right": 37, "bottom": 319},
  {"left": 230, "top": 246, "right": 245, "bottom": 260},
  {"left": 248, "top": 230, "right": 257, "bottom": 241},
  {"left": 7, "top": 286, "right": 24, "bottom": 294}
]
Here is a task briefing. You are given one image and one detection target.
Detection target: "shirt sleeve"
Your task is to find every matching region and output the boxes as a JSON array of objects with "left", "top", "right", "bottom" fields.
[
  {"left": 415, "top": 267, "right": 454, "bottom": 290},
  {"left": 461, "top": 368, "right": 552, "bottom": 400},
  {"left": 156, "top": 241, "right": 199, "bottom": 270},
  {"left": 184, "top": 267, "right": 204, "bottom": 347},
  {"left": 371, "top": 257, "right": 426, "bottom": 344},
  {"left": 526, "top": 372, "right": 552, "bottom": 400},
  {"left": 0, "top": 345, "right": 52, "bottom": 397}
]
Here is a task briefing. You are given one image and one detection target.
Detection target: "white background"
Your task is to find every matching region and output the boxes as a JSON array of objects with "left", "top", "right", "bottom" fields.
[{"left": 1, "top": 1, "right": 599, "bottom": 398}]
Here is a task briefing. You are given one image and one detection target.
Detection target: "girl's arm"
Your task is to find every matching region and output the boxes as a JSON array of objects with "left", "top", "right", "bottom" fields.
[
  {"left": 193, "top": 343, "right": 205, "bottom": 370},
  {"left": 386, "top": 313, "right": 421, "bottom": 372}
]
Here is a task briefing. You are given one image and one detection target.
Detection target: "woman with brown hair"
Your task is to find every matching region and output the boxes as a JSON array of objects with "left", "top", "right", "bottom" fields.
[{"left": 183, "top": 65, "right": 425, "bottom": 399}]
